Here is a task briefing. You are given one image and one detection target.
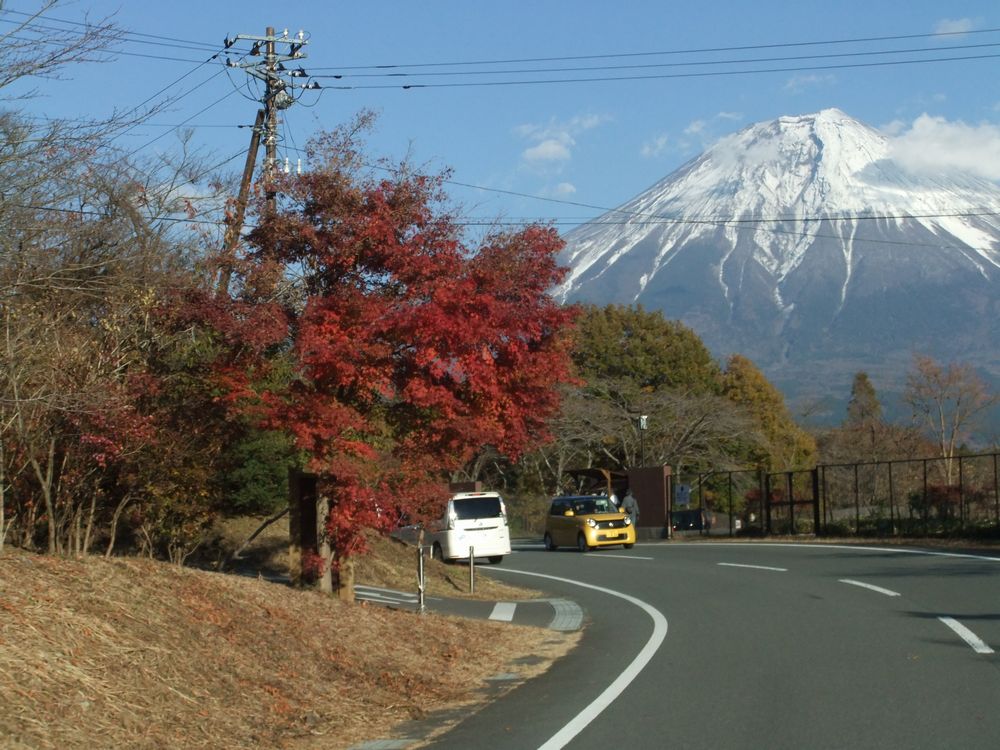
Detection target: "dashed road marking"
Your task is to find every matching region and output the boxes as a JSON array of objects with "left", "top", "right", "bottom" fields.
[
  {"left": 939, "top": 617, "right": 995, "bottom": 654},
  {"left": 489, "top": 602, "right": 517, "bottom": 622},
  {"left": 839, "top": 579, "right": 901, "bottom": 597},
  {"left": 717, "top": 562, "right": 787, "bottom": 572}
]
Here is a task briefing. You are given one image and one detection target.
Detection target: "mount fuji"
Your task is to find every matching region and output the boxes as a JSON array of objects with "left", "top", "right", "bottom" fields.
[{"left": 556, "top": 108, "right": 1000, "bottom": 420}]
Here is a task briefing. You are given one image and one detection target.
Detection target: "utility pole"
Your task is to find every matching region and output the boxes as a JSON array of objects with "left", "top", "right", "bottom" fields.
[{"left": 216, "top": 27, "right": 319, "bottom": 296}]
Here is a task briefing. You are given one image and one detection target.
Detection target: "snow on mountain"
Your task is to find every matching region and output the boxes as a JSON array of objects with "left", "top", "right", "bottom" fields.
[{"left": 557, "top": 109, "right": 1000, "bottom": 418}]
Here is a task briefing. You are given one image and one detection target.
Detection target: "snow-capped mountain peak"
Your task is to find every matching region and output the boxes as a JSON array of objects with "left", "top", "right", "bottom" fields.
[{"left": 556, "top": 109, "right": 1000, "bottom": 411}]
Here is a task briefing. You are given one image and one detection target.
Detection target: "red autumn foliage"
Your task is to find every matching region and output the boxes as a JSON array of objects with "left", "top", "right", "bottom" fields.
[{"left": 202, "top": 128, "right": 577, "bottom": 566}]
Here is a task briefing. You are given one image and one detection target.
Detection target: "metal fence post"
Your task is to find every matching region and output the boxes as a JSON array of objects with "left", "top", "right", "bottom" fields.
[
  {"left": 728, "top": 472, "right": 734, "bottom": 538},
  {"left": 468, "top": 546, "right": 475, "bottom": 594},
  {"left": 764, "top": 472, "right": 772, "bottom": 535},
  {"left": 854, "top": 464, "right": 860, "bottom": 535},
  {"left": 698, "top": 473, "right": 706, "bottom": 536},
  {"left": 920, "top": 458, "right": 927, "bottom": 534},
  {"left": 994, "top": 453, "right": 999, "bottom": 529},
  {"left": 887, "top": 462, "right": 896, "bottom": 535},
  {"left": 417, "top": 545, "right": 426, "bottom": 615},
  {"left": 786, "top": 471, "right": 795, "bottom": 534},
  {"left": 821, "top": 465, "right": 828, "bottom": 530},
  {"left": 959, "top": 456, "right": 966, "bottom": 531},
  {"left": 812, "top": 468, "right": 821, "bottom": 537}
]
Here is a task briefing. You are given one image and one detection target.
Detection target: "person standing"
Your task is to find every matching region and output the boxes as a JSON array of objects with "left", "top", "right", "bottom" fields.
[{"left": 621, "top": 489, "right": 639, "bottom": 526}]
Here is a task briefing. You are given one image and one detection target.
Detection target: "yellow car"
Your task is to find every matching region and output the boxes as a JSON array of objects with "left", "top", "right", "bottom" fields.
[{"left": 543, "top": 495, "right": 636, "bottom": 552}]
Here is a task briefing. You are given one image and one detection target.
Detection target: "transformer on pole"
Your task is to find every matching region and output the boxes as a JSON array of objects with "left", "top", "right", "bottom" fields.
[{"left": 217, "top": 27, "right": 318, "bottom": 296}]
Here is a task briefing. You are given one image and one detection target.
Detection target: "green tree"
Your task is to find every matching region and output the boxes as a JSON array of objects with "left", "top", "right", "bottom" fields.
[
  {"left": 220, "top": 427, "right": 303, "bottom": 515},
  {"left": 519, "top": 304, "right": 756, "bottom": 485},
  {"left": 846, "top": 371, "right": 882, "bottom": 428},
  {"left": 830, "top": 370, "right": 895, "bottom": 465},
  {"left": 572, "top": 304, "right": 721, "bottom": 395},
  {"left": 721, "top": 355, "right": 816, "bottom": 470}
]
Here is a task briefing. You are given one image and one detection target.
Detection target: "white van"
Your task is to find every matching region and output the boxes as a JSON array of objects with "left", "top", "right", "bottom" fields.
[{"left": 418, "top": 491, "right": 511, "bottom": 564}]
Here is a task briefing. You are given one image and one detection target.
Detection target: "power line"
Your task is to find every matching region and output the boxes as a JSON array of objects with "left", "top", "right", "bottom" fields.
[
  {"left": 311, "top": 26, "right": 1000, "bottom": 71},
  {"left": 320, "top": 51, "right": 1000, "bottom": 90},
  {"left": 123, "top": 88, "right": 242, "bottom": 158},
  {"left": 314, "top": 40, "right": 1000, "bottom": 80},
  {"left": 277, "top": 146, "right": 1000, "bottom": 234},
  {"left": 0, "top": 30, "right": 215, "bottom": 64},
  {"left": 7, "top": 201, "right": 226, "bottom": 227},
  {"left": 0, "top": 17, "right": 228, "bottom": 54},
  {"left": 0, "top": 8, "right": 252, "bottom": 55},
  {"left": 114, "top": 54, "right": 233, "bottom": 136}
]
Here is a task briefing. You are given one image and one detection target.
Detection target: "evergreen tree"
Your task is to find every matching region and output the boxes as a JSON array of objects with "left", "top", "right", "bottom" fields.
[
  {"left": 572, "top": 304, "right": 721, "bottom": 394},
  {"left": 846, "top": 371, "right": 882, "bottom": 429}
]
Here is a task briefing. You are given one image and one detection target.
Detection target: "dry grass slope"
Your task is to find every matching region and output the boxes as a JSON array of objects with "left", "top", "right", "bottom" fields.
[{"left": 0, "top": 527, "right": 576, "bottom": 750}]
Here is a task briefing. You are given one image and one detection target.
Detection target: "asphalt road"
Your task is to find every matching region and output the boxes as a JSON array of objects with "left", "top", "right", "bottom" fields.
[{"left": 420, "top": 541, "right": 1000, "bottom": 750}]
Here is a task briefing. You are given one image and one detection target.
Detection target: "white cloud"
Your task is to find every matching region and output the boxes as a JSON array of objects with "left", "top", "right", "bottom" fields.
[
  {"left": 553, "top": 182, "right": 577, "bottom": 196},
  {"left": 523, "top": 138, "right": 572, "bottom": 163},
  {"left": 783, "top": 73, "right": 835, "bottom": 93},
  {"left": 642, "top": 113, "right": 744, "bottom": 161},
  {"left": 641, "top": 133, "right": 670, "bottom": 158},
  {"left": 934, "top": 18, "right": 974, "bottom": 35},
  {"left": 711, "top": 135, "right": 782, "bottom": 170},
  {"left": 887, "top": 114, "right": 1000, "bottom": 180},
  {"left": 880, "top": 119, "right": 907, "bottom": 137},
  {"left": 515, "top": 113, "right": 610, "bottom": 168},
  {"left": 684, "top": 119, "right": 706, "bottom": 136}
]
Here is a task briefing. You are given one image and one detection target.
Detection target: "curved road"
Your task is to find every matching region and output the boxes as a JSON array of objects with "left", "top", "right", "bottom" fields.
[{"left": 426, "top": 542, "right": 1000, "bottom": 750}]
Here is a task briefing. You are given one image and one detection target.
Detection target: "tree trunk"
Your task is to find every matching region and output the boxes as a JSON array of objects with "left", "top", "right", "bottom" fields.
[
  {"left": 337, "top": 557, "right": 356, "bottom": 603},
  {"left": 317, "top": 494, "right": 333, "bottom": 595},
  {"left": 30, "top": 437, "right": 58, "bottom": 554},
  {"left": 219, "top": 506, "right": 289, "bottom": 571},
  {"left": 104, "top": 493, "right": 133, "bottom": 558}
]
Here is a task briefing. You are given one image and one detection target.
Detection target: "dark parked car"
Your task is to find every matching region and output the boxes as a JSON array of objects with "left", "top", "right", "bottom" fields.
[{"left": 671, "top": 508, "right": 713, "bottom": 532}]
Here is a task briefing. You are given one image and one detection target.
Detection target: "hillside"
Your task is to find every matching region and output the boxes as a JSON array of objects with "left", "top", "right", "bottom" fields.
[{"left": 0, "top": 531, "right": 575, "bottom": 749}]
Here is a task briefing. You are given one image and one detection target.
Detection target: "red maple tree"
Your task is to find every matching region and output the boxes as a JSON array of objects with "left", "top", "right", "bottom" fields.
[{"left": 212, "top": 125, "right": 577, "bottom": 587}]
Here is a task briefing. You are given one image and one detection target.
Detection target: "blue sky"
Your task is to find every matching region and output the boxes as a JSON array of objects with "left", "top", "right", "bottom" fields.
[{"left": 5, "top": 0, "right": 1000, "bottom": 230}]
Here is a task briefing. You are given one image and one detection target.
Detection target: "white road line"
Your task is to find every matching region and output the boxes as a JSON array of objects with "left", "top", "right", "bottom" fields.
[
  {"left": 839, "top": 579, "right": 901, "bottom": 597},
  {"left": 355, "top": 585, "right": 417, "bottom": 599},
  {"left": 489, "top": 602, "right": 517, "bottom": 622},
  {"left": 594, "top": 554, "right": 654, "bottom": 560},
  {"left": 494, "top": 569, "right": 668, "bottom": 750},
  {"left": 356, "top": 593, "right": 413, "bottom": 605},
  {"left": 939, "top": 617, "right": 995, "bottom": 654},
  {"left": 674, "top": 542, "right": 1000, "bottom": 564},
  {"left": 717, "top": 562, "right": 787, "bottom": 572}
]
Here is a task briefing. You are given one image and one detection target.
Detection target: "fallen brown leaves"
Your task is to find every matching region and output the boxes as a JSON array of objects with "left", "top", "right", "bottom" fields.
[{"left": 0, "top": 535, "right": 577, "bottom": 749}]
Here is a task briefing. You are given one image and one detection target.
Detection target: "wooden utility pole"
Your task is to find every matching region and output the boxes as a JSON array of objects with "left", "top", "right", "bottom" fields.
[
  {"left": 218, "top": 108, "right": 264, "bottom": 295},
  {"left": 263, "top": 26, "right": 279, "bottom": 214},
  {"left": 216, "top": 27, "right": 316, "bottom": 297}
]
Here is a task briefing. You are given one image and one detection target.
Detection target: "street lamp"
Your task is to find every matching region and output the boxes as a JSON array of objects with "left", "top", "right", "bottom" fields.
[{"left": 638, "top": 414, "right": 648, "bottom": 468}]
